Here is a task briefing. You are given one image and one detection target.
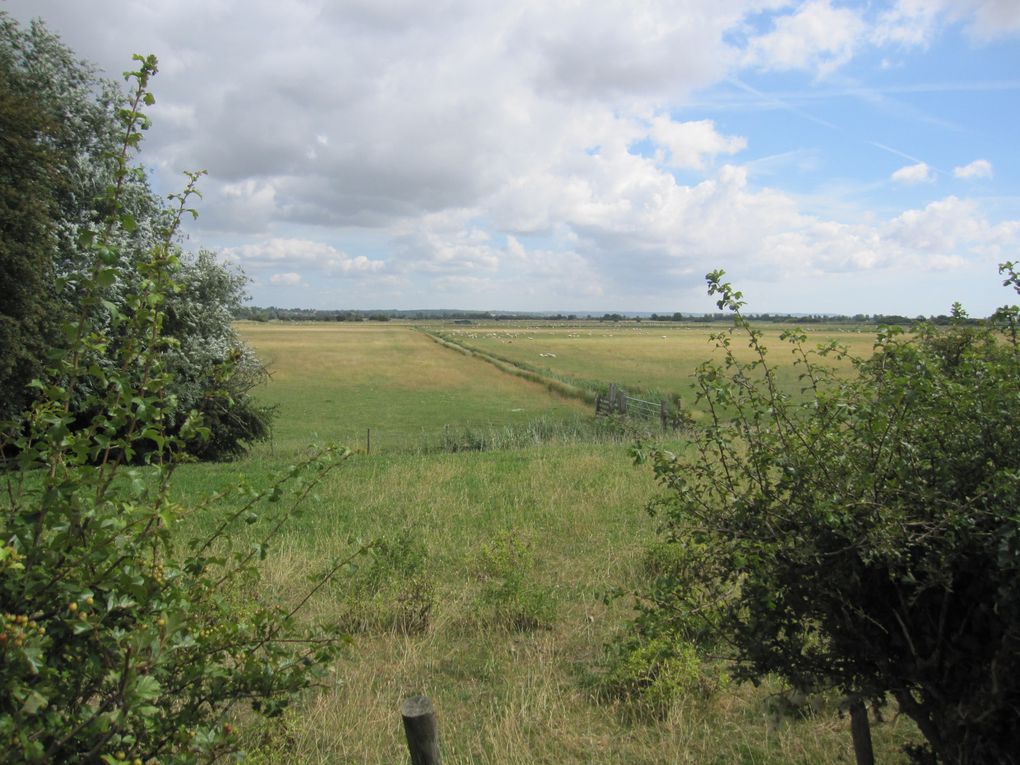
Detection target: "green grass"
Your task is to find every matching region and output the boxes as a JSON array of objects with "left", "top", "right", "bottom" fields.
[
  {"left": 169, "top": 321, "right": 921, "bottom": 763},
  {"left": 235, "top": 322, "right": 592, "bottom": 456},
  {"left": 430, "top": 322, "right": 876, "bottom": 403}
]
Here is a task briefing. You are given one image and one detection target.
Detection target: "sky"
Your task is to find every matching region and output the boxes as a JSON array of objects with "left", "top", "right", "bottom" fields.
[{"left": 5, "top": 1, "right": 1020, "bottom": 315}]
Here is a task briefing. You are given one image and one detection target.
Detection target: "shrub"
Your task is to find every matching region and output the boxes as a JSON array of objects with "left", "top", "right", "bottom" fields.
[
  {"left": 470, "top": 529, "right": 555, "bottom": 631},
  {"left": 0, "top": 55, "right": 351, "bottom": 765},
  {"left": 636, "top": 270, "right": 1020, "bottom": 764},
  {"left": 0, "top": 14, "right": 271, "bottom": 459},
  {"left": 333, "top": 526, "right": 434, "bottom": 635}
]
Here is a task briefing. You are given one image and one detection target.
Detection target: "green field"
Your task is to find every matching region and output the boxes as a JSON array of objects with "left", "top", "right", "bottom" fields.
[
  {"left": 173, "top": 321, "right": 920, "bottom": 764},
  {"left": 234, "top": 323, "right": 593, "bottom": 456},
  {"left": 429, "top": 322, "right": 876, "bottom": 404}
]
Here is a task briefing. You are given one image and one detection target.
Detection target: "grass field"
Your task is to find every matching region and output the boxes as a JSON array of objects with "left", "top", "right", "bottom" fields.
[
  {"left": 429, "top": 322, "right": 877, "bottom": 403},
  {"left": 172, "top": 321, "right": 920, "bottom": 764},
  {"left": 235, "top": 323, "right": 593, "bottom": 456}
]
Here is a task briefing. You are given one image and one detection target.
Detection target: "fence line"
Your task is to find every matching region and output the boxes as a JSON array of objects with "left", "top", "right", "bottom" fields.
[{"left": 595, "top": 383, "right": 674, "bottom": 431}]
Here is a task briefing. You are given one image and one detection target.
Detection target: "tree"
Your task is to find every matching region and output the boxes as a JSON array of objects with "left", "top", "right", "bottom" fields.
[
  {"left": 0, "top": 17, "right": 66, "bottom": 420},
  {"left": 0, "top": 14, "right": 270, "bottom": 459},
  {"left": 636, "top": 270, "right": 1020, "bottom": 764},
  {"left": 1, "top": 54, "right": 352, "bottom": 765}
]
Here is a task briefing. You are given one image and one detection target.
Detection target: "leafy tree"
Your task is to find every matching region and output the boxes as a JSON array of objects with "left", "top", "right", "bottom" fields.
[
  {"left": 0, "top": 13, "right": 270, "bottom": 459},
  {"left": 1, "top": 54, "right": 353, "bottom": 765},
  {"left": 0, "top": 18, "right": 66, "bottom": 420},
  {"left": 636, "top": 270, "right": 1020, "bottom": 764}
]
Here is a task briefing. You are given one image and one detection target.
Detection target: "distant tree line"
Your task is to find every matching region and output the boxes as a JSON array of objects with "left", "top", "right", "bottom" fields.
[
  {"left": 234, "top": 305, "right": 986, "bottom": 326},
  {"left": 649, "top": 312, "right": 985, "bottom": 325},
  {"left": 234, "top": 306, "right": 583, "bottom": 322}
]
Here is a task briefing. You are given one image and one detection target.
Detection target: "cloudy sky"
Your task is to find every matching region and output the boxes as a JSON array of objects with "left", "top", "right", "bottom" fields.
[{"left": 6, "top": 1, "right": 1020, "bottom": 315}]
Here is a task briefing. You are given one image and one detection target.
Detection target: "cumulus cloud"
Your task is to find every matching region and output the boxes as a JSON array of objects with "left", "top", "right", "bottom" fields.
[
  {"left": 891, "top": 162, "right": 935, "bottom": 184},
  {"left": 954, "top": 159, "right": 994, "bottom": 179},
  {"left": 649, "top": 117, "right": 747, "bottom": 171},
  {"left": 222, "top": 239, "right": 386, "bottom": 277},
  {"left": 875, "top": 0, "right": 1020, "bottom": 46},
  {"left": 743, "top": 0, "right": 868, "bottom": 77},
  {"left": 5, "top": 0, "right": 1018, "bottom": 313}
]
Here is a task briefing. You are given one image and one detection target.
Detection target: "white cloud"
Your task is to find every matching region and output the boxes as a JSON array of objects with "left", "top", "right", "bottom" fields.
[
  {"left": 269, "top": 272, "right": 305, "bottom": 286},
  {"left": 875, "top": 0, "right": 1020, "bottom": 46},
  {"left": 954, "top": 159, "right": 994, "bottom": 179},
  {"left": 891, "top": 162, "right": 934, "bottom": 184},
  {"left": 5, "top": 0, "right": 1018, "bottom": 313},
  {"left": 743, "top": 0, "right": 868, "bottom": 77},
  {"left": 223, "top": 239, "right": 386, "bottom": 277},
  {"left": 885, "top": 197, "right": 1020, "bottom": 258},
  {"left": 649, "top": 117, "right": 747, "bottom": 171}
]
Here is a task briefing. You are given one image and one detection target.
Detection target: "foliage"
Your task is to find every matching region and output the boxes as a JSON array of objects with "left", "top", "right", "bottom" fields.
[
  {"left": 160, "top": 250, "right": 275, "bottom": 460},
  {"left": 637, "top": 269, "right": 1020, "bottom": 764},
  {"left": 597, "top": 633, "right": 711, "bottom": 717},
  {"left": 0, "top": 18, "right": 65, "bottom": 421},
  {"left": 0, "top": 14, "right": 270, "bottom": 459},
  {"left": 0, "top": 55, "right": 352, "bottom": 764},
  {"left": 470, "top": 528, "right": 555, "bottom": 631}
]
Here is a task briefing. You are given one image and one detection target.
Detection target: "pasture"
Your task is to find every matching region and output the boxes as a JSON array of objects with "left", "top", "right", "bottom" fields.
[
  {"left": 173, "top": 321, "right": 920, "bottom": 764},
  {"left": 429, "top": 322, "right": 876, "bottom": 405}
]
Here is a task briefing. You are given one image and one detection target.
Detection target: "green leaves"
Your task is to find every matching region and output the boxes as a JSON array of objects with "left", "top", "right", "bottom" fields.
[
  {"left": 0, "top": 30, "right": 345, "bottom": 764},
  {"left": 637, "top": 271, "right": 1020, "bottom": 764}
]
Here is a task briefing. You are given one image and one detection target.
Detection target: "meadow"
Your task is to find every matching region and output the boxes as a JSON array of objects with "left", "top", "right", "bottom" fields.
[
  {"left": 427, "top": 322, "right": 877, "bottom": 407},
  {"left": 173, "top": 321, "right": 920, "bottom": 764}
]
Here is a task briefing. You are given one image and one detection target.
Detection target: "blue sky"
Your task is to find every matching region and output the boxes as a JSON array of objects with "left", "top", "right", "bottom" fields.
[{"left": 6, "top": 0, "right": 1020, "bottom": 315}]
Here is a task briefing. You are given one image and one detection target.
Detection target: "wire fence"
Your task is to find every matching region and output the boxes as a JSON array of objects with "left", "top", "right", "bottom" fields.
[{"left": 594, "top": 383, "right": 674, "bottom": 431}]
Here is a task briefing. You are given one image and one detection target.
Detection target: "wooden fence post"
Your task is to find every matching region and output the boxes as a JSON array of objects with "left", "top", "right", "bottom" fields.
[
  {"left": 617, "top": 388, "right": 627, "bottom": 415},
  {"left": 660, "top": 400, "right": 668, "bottom": 431},
  {"left": 401, "top": 696, "right": 442, "bottom": 765},
  {"left": 848, "top": 697, "right": 875, "bottom": 765},
  {"left": 608, "top": 384, "right": 618, "bottom": 414}
]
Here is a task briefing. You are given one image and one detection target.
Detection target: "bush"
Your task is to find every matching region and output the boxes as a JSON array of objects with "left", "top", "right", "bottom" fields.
[
  {"left": 470, "top": 528, "right": 555, "bottom": 631},
  {"left": 332, "top": 526, "right": 434, "bottom": 635},
  {"left": 0, "top": 55, "right": 351, "bottom": 765},
  {"left": 636, "top": 270, "right": 1020, "bottom": 764}
]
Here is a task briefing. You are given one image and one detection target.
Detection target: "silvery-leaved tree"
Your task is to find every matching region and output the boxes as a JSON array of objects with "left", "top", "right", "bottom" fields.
[
  {"left": 0, "top": 13, "right": 271, "bottom": 458},
  {"left": 636, "top": 270, "right": 1020, "bottom": 765}
]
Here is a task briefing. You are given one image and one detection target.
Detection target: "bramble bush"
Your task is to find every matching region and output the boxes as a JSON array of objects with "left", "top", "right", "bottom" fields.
[
  {"left": 0, "top": 55, "right": 353, "bottom": 764},
  {"left": 635, "top": 269, "right": 1020, "bottom": 764}
]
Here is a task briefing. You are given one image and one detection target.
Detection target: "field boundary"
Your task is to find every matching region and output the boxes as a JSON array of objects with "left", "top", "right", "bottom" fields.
[{"left": 417, "top": 329, "right": 597, "bottom": 405}]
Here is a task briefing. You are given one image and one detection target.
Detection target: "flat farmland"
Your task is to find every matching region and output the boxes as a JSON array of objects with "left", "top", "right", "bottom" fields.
[
  {"left": 170, "top": 320, "right": 920, "bottom": 763},
  {"left": 432, "top": 323, "right": 877, "bottom": 402},
  {"left": 235, "top": 322, "right": 592, "bottom": 455}
]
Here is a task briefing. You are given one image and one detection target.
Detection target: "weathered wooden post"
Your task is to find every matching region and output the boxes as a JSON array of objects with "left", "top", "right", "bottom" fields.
[
  {"left": 607, "top": 384, "right": 618, "bottom": 414},
  {"left": 848, "top": 697, "right": 875, "bottom": 765},
  {"left": 660, "top": 400, "right": 668, "bottom": 432},
  {"left": 401, "top": 695, "right": 441, "bottom": 765},
  {"left": 617, "top": 387, "right": 627, "bottom": 415}
]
